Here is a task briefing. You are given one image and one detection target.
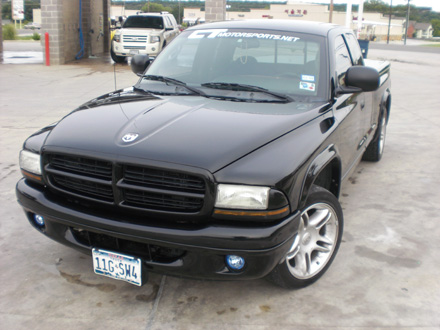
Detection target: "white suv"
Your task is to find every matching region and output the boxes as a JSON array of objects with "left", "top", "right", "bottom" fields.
[{"left": 111, "top": 12, "right": 180, "bottom": 63}]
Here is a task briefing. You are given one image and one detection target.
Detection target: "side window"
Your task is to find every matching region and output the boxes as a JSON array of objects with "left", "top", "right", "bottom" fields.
[
  {"left": 334, "top": 35, "right": 352, "bottom": 86},
  {"left": 169, "top": 15, "right": 178, "bottom": 28},
  {"left": 344, "top": 34, "right": 364, "bottom": 66},
  {"left": 164, "top": 16, "right": 172, "bottom": 29}
]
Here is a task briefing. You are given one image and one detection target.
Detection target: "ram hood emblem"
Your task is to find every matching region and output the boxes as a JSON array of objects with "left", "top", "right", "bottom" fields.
[{"left": 122, "top": 133, "right": 139, "bottom": 143}]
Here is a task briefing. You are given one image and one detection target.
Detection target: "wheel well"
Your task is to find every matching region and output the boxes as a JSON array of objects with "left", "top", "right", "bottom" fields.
[{"left": 312, "top": 158, "right": 341, "bottom": 198}]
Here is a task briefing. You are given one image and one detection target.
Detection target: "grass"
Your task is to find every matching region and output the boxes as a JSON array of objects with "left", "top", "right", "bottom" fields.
[
  {"left": 16, "top": 35, "right": 35, "bottom": 40},
  {"left": 15, "top": 33, "right": 41, "bottom": 41},
  {"left": 423, "top": 43, "right": 440, "bottom": 47}
]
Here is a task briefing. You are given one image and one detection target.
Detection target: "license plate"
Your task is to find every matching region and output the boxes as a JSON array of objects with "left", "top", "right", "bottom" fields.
[
  {"left": 92, "top": 248, "right": 142, "bottom": 286},
  {"left": 129, "top": 50, "right": 139, "bottom": 55}
]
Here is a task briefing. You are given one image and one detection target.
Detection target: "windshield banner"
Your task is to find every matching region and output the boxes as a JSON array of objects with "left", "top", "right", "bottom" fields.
[{"left": 188, "top": 29, "right": 300, "bottom": 42}]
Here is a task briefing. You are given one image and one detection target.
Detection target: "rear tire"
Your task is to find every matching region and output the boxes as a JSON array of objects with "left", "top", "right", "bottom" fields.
[
  {"left": 363, "top": 109, "right": 387, "bottom": 162},
  {"left": 268, "top": 185, "right": 343, "bottom": 289}
]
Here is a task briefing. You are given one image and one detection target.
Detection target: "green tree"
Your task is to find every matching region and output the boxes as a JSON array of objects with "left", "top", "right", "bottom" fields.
[
  {"left": 432, "top": 19, "right": 440, "bottom": 37},
  {"left": 365, "top": 0, "right": 389, "bottom": 13},
  {"left": 141, "top": 3, "right": 172, "bottom": 13},
  {"left": 2, "top": 2, "right": 11, "bottom": 20},
  {"left": 171, "top": 6, "right": 184, "bottom": 24}
]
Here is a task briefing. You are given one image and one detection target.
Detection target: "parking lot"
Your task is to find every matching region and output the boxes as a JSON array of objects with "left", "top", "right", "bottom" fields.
[{"left": 1, "top": 44, "right": 439, "bottom": 329}]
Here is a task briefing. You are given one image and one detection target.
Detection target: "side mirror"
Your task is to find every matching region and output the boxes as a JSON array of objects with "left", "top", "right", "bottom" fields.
[
  {"left": 336, "top": 66, "right": 380, "bottom": 95},
  {"left": 346, "top": 66, "right": 380, "bottom": 91},
  {"left": 131, "top": 54, "right": 151, "bottom": 76}
]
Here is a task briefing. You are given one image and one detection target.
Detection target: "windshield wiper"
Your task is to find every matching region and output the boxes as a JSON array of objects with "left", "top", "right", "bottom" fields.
[
  {"left": 201, "top": 82, "right": 293, "bottom": 103},
  {"left": 143, "top": 75, "right": 205, "bottom": 96}
]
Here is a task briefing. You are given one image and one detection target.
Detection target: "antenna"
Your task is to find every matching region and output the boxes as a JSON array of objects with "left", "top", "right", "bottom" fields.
[{"left": 114, "top": 63, "right": 117, "bottom": 91}]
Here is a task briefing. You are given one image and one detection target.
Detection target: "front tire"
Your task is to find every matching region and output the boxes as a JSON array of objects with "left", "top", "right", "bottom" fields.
[
  {"left": 268, "top": 185, "right": 343, "bottom": 289},
  {"left": 110, "top": 44, "right": 127, "bottom": 64}
]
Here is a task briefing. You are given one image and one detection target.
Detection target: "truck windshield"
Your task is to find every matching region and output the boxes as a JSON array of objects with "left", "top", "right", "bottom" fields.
[
  {"left": 143, "top": 28, "right": 327, "bottom": 100},
  {"left": 123, "top": 16, "right": 164, "bottom": 29}
]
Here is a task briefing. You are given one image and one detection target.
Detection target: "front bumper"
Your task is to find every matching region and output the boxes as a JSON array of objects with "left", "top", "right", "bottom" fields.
[
  {"left": 16, "top": 178, "right": 300, "bottom": 281},
  {"left": 113, "top": 42, "right": 160, "bottom": 57}
]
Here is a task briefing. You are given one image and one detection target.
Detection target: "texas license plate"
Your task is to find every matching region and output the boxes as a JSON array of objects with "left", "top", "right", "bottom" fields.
[{"left": 92, "top": 248, "right": 142, "bottom": 286}]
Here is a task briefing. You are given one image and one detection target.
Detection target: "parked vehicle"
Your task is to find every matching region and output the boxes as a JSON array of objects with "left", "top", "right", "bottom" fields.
[
  {"left": 111, "top": 12, "right": 179, "bottom": 63},
  {"left": 24, "top": 22, "right": 41, "bottom": 30},
  {"left": 17, "top": 20, "right": 391, "bottom": 289}
]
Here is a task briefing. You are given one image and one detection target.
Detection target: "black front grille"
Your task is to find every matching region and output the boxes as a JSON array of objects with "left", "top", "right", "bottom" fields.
[
  {"left": 52, "top": 174, "right": 114, "bottom": 202},
  {"left": 49, "top": 154, "right": 112, "bottom": 180},
  {"left": 71, "top": 228, "right": 185, "bottom": 263},
  {"left": 123, "top": 188, "right": 204, "bottom": 212},
  {"left": 124, "top": 165, "right": 205, "bottom": 193},
  {"left": 44, "top": 153, "right": 206, "bottom": 214}
]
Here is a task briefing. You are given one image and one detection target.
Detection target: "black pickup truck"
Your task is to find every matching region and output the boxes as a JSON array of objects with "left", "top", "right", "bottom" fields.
[{"left": 16, "top": 20, "right": 391, "bottom": 289}]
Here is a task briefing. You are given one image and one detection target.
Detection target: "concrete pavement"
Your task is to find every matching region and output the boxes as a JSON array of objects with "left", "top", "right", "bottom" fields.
[{"left": 0, "top": 46, "right": 439, "bottom": 329}]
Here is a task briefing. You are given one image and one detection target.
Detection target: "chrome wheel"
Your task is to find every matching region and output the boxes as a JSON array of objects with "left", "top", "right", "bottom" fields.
[
  {"left": 268, "top": 185, "right": 343, "bottom": 288},
  {"left": 286, "top": 202, "right": 339, "bottom": 279}
]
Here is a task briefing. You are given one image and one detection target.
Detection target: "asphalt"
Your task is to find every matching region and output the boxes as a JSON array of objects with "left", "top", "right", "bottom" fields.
[
  {"left": 370, "top": 42, "right": 440, "bottom": 54},
  {"left": 0, "top": 41, "right": 439, "bottom": 329}
]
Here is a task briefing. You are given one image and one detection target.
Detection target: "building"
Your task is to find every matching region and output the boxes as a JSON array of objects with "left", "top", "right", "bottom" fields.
[
  {"left": 184, "top": 2, "right": 405, "bottom": 41},
  {"left": 407, "top": 21, "right": 434, "bottom": 39}
]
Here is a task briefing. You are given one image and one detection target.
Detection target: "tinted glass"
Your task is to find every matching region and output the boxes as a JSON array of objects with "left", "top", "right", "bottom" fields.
[
  {"left": 144, "top": 28, "right": 327, "bottom": 99},
  {"left": 344, "top": 33, "right": 363, "bottom": 66},
  {"left": 334, "top": 35, "right": 353, "bottom": 86},
  {"left": 123, "top": 16, "right": 164, "bottom": 29}
]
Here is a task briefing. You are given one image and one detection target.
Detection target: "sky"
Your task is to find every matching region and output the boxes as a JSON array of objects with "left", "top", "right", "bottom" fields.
[{"left": 293, "top": 0, "right": 440, "bottom": 12}]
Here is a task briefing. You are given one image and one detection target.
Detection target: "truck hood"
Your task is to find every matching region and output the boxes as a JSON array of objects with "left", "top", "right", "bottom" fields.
[
  {"left": 117, "top": 28, "right": 163, "bottom": 35},
  {"left": 43, "top": 89, "right": 325, "bottom": 173}
]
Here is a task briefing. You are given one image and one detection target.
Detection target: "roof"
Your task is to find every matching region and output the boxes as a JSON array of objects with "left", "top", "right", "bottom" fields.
[
  {"left": 414, "top": 22, "right": 432, "bottom": 30},
  {"left": 130, "top": 12, "right": 171, "bottom": 17},
  {"left": 186, "top": 20, "right": 343, "bottom": 37}
]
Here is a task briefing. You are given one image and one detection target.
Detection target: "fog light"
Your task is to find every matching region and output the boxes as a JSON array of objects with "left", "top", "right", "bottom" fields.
[
  {"left": 226, "top": 255, "right": 245, "bottom": 271},
  {"left": 34, "top": 214, "right": 45, "bottom": 227}
]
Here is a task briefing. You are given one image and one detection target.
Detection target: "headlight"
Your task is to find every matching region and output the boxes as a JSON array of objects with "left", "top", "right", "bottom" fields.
[
  {"left": 19, "top": 150, "right": 42, "bottom": 176},
  {"left": 215, "top": 184, "right": 269, "bottom": 210},
  {"left": 150, "top": 36, "right": 160, "bottom": 43},
  {"left": 113, "top": 34, "right": 121, "bottom": 43}
]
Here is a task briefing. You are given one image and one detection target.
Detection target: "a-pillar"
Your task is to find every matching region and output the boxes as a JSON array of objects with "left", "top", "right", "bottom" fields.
[{"left": 205, "top": 0, "right": 226, "bottom": 23}]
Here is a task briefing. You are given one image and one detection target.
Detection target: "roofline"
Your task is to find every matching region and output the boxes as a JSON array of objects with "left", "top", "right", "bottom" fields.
[{"left": 186, "top": 20, "right": 344, "bottom": 37}]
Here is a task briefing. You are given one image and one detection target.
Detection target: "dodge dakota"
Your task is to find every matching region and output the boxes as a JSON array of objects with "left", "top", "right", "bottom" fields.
[{"left": 16, "top": 20, "right": 391, "bottom": 289}]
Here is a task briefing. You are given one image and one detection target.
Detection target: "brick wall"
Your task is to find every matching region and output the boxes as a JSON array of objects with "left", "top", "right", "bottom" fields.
[
  {"left": 205, "top": 0, "right": 226, "bottom": 22},
  {"left": 41, "top": 0, "right": 64, "bottom": 64},
  {"left": 41, "top": 0, "right": 110, "bottom": 65},
  {"left": 63, "top": 0, "right": 81, "bottom": 63}
]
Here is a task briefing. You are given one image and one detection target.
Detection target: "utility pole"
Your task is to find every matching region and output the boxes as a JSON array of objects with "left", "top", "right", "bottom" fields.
[
  {"left": 345, "top": 0, "right": 352, "bottom": 28},
  {"left": 404, "top": 0, "right": 410, "bottom": 45},
  {"left": 329, "top": 0, "right": 334, "bottom": 23},
  {"left": 0, "top": 1, "right": 3, "bottom": 63},
  {"left": 387, "top": 0, "right": 393, "bottom": 44},
  {"left": 357, "top": 0, "right": 364, "bottom": 39}
]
